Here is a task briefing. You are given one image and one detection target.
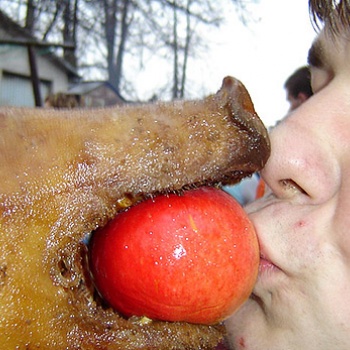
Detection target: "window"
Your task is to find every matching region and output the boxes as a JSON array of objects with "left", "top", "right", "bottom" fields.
[{"left": 0, "top": 72, "right": 51, "bottom": 107}]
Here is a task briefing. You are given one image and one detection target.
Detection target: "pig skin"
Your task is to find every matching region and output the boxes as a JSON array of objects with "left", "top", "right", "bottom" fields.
[{"left": 0, "top": 76, "right": 270, "bottom": 349}]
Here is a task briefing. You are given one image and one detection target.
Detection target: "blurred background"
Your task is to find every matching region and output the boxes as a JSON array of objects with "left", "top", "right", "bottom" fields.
[{"left": 0, "top": 0, "right": 316, "bottom": 127}]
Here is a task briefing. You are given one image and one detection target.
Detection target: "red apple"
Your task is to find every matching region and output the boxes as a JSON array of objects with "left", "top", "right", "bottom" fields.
[{"left": 89, "top": 186, "right": 259, "bottom": 325}]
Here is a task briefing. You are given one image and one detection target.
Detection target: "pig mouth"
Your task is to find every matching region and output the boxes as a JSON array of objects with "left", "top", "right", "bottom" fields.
[{"left": 0, "top": 76, "right": 270, "bottom": 349}]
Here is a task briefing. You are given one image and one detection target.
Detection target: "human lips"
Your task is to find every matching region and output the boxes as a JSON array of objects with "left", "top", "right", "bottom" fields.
[
  {"left": 259, "top": 252, "right": 278, "bottom": 273},
  {"left": 246, "top": 207, "right": 281, "bottom": 275},
  {"left": 258, "top": 247, "right": 280, "bottom": 275}
]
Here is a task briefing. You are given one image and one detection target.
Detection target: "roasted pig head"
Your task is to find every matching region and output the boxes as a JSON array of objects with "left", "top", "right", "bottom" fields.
[{"left": 0, "top": 76, "right": 270, "bottom": 349}]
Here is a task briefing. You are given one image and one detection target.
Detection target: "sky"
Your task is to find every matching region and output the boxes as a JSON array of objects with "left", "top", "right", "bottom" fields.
[
  {"left": 133, "top": 0, "right": 317, "bottom": 128},
  {"left": 197, "top": 0, "right": 317, "bottom": 127}
]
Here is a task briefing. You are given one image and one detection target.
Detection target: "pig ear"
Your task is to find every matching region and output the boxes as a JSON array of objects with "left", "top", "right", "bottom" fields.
[
  {"left": 216, "top": 76, "right": 256, "bottom": 115},
  {"left": 215, "top": 76, "right": 271, "bottom": 174}
]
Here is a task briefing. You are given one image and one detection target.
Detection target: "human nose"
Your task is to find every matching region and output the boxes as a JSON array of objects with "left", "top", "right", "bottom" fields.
[{"left": 261, "top": 104, "right": 340, "bottom": 205}]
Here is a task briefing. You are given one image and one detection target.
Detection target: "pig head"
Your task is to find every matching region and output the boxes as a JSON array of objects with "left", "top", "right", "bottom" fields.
[{"left": 0, "top": 76, "right": 270, "bottom": 349}]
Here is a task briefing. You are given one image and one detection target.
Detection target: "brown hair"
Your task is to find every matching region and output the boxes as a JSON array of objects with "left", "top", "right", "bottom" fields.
[
  {"left": 284, "top": 66, "right": 313, "bottom": 99},
  {"left": 309, "top": 0, "right": 350, "bottom": 34}
]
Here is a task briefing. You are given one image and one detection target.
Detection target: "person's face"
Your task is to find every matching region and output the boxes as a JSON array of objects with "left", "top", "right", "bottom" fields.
[
  {"left": 225, "top": 24, "right": 350, "bottom": 350},
  {"left": 286, "top": 91, "right": 309, "bottom": 111}
]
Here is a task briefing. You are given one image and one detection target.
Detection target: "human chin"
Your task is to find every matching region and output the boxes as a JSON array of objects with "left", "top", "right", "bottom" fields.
[
  {"left": 225, "top": 291, "right": 299, "bottom": 350},
  {"left": 224, "top": 239, "right": 294, "bottom": 349},
  {"left": 224, "top": 296, "right": 272, "bottom": 350}
]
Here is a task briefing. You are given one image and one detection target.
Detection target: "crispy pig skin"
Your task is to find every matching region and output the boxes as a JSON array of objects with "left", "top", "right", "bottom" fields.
[{"left": 0, "top": 76, "right": 270, "bottom": 349}]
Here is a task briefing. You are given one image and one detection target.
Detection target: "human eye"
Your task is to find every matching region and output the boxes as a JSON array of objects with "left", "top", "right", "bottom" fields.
[{"left": 307, "top": 40, "right": 334, "bottom": 93}]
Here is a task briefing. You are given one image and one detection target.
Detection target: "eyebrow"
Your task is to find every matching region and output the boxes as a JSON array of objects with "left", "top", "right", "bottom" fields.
[{"left": 307, "top": 39, "right": 326, "bottom": 68}]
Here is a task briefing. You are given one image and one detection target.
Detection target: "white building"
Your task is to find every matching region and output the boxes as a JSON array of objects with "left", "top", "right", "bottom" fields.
[{"left": 0, "top": 9, "right": 79, "bottom": 107}]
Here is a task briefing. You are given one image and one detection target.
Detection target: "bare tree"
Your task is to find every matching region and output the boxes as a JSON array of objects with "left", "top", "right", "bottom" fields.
[
  {"left": 180, "top": 0, "right": 192, "bottom": 98},
  {"left": 8, "top": 0, "right": 78, "bottom": 69},
  {"left": 103, "top": 0, "right": 131, "bottom": 91},
  {"left": 0, "top": 0, "right": 258, "bottom": 100},
  {"left": 171, "top": 0, "right": 196, "bottom": 99},
  {"left": 172, "top": 0, "right": 180, "bottom": 98},
  {"left": 25, "top": 0, "right": 36, "bottom": 33},
  {"left": 63, "top": 0, "right": 78, "bottom": 68}
]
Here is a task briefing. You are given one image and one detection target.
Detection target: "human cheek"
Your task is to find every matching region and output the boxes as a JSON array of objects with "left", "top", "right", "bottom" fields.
[{"left": 248, "top": 198, "right": 334, "bottom": 273}]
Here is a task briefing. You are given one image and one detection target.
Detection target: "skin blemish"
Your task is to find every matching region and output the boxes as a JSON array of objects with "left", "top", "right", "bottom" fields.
[
  {"left": 239, "top": 336, "right": 246, "bottom": 348},
  {"left": 295, "top": 220, "right": 307, "bottom": 229}
]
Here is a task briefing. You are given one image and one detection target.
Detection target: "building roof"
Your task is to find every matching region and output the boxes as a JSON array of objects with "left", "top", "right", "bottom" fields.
[
  {"left": 68, "top": 81, "right": 127, "bottom": 102},
  {"left": 0, "top": 9, "right": 80, "bottom": 79}
]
